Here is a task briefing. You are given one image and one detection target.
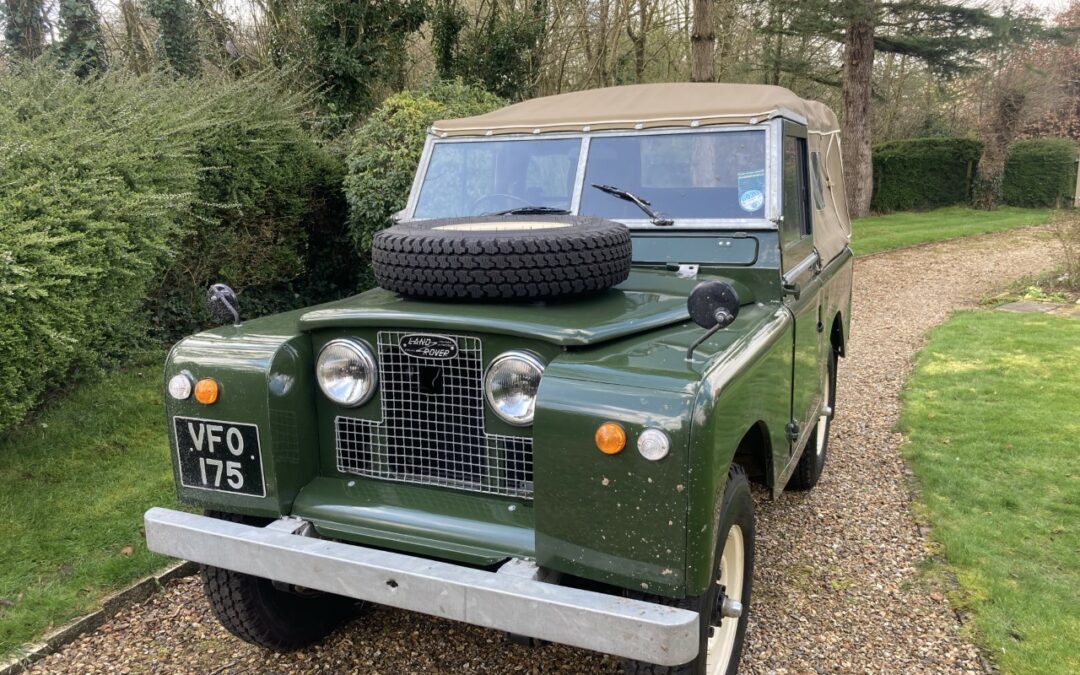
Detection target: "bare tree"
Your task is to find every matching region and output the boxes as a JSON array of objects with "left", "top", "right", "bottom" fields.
[
  {"left": 691, "top": 0, "right": 715, "bottom": 81},
  {"left": 840, "top": 0, "right": 875, "bottom": 217}
]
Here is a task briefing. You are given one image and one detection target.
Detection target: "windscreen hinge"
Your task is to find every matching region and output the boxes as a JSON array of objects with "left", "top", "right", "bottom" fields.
[{"left": 667, "top": 263, "right": 699, "bottom": 279}]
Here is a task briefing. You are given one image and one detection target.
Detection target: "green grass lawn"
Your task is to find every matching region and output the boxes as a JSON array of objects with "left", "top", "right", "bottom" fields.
[
  {"left": 852, "top": 206, "right": 1051, "bottom": 256},
  {"left": 900, "top": 311, "right": 1080, "bottom": 675},
  {"left": 0, "top": 358, "right": 177, "bottom": 658}
]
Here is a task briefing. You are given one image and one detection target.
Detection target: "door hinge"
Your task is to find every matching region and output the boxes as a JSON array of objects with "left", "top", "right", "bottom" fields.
[{"left": 785, "top": 421, "right": 800, "bottom": 443}]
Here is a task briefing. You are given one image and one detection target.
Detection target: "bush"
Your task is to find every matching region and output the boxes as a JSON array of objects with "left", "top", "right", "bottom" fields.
[
  {"left": 0, "top": 65, "right": 196, "bottom": 432},
  {"left": 145, "top": 76, "right": 352, "bottom": 339},
  {"left": 1050, "top": 210, "right": 1080, "bottom": 289},
  {"left": 0, "top": 64, "right": 352, "bottom": 434},
  {"left": 1002, "top": 138, "right": 1078, "bottom": 209},
  {"left": 344, "top": 81, "right": 504, "bottom": 286},
  {"left": 871, "top": 137, "right": 983, "bottom": 212}
]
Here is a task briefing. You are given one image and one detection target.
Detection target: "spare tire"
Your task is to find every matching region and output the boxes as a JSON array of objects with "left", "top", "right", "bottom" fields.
[{"left": 371, "top": 216, "right": 632, "bottom": 301}]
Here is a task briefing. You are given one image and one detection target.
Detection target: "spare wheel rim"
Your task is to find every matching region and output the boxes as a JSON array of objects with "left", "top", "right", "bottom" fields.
[{"left": 706, "top": 524, "right": 745, "bottom": 675}]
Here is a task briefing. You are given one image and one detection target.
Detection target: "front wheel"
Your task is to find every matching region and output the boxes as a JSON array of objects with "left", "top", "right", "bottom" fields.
[
  {"left": 200, "top": 512, "right": 356, "bottom": 650},
  {"left": 624, "top": 466, "right": 755, "bottom": 675}
]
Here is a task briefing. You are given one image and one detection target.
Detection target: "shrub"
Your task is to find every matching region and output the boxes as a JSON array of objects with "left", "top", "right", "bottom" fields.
[
  {"left": 344, "top": 81, "right": 504, "bottom": 286},
  {"left": 1050, "top": 210, "right": 1080, "bottom": 289},
  {"left": 145, "top": 75, "right": 352, "bottom": 339},
  {"left": 0, "top": 65, "right": 352, "bottom": 434},
  {"left": 0, "top": 65, "right": 197, "bottom": 432},
  {"left": 871, "top": 137, "right": 983, "bottom": 213},
  {"left": 1002, "top": 138, "right": 1078, "bottom": 209}
]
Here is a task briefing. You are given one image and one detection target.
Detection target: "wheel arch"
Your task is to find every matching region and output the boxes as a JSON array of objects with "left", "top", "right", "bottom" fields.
[
  {"left": 732, "top": 420, "right": 772, "bottom": 486},
  {"left": 830, "top": 312, "right": 846, "bottom": 357}
]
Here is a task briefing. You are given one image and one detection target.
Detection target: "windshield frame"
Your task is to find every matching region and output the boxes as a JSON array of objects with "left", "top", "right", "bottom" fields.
[{"left": 403, "top": 123, "right": 780, "bottom": 230}]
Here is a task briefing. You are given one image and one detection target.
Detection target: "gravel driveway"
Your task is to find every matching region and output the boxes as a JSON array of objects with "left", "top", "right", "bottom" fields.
[{"left": 29, "top": 227, "right": 1060, "bottom": 675}]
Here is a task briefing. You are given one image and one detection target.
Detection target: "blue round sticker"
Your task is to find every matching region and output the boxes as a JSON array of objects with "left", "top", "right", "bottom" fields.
[{"left": 739, "top": 189, "right": 764, "bottom": 212}]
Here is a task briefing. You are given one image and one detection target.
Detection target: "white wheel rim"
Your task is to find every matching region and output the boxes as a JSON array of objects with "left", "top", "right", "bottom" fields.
[
  {"left": 816, "top": 371, "right": 830, "bottom": 456},
  {"left": 705, "top": 524, "right": 745, "bottom": 675}
]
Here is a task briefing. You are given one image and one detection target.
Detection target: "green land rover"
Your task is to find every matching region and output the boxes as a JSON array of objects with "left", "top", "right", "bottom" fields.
[{"left": 146, "top": 83, "right": 853, "bottom": 675}]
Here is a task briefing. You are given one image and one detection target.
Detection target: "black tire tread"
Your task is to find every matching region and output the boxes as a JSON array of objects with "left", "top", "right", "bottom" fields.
[
  {"left": 200, "top": 512, "right": 352, "bottom": 651},
  {"left": 371, "top": 217, "right": 632, "bottom": 300}
]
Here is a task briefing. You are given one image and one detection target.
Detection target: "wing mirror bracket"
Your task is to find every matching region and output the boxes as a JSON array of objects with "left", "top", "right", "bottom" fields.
[
  {"left": 207, "top": 283, "right": 241, "bottom": 326},
  {"left": 685, "top": 280, "right": 740, "bottom": 362}
]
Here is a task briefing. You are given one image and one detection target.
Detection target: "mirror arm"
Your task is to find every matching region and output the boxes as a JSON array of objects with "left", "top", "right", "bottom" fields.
[
  {"left": 685, "top": 309, "right": 734, "bottom": 362},
  {"left": 686, "top": 324, "right": 722, "bottom": 362}
]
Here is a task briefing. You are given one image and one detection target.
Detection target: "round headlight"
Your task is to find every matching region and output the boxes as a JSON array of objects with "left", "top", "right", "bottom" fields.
[
  {"left": 317, "top": 338, "right": 378, "bottom": 407},
  {"left": 484, "top": 352, "right": 544, "bottom": 426}
]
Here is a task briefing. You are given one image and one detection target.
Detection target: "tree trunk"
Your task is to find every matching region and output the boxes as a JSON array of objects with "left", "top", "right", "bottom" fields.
[
  {"left": 690, "top": 0, "right": 714, "bottom": 82},
  {"left": 973, "top": 90, "right": 1027, "bottom": 210},
  {"left": 840, "top": 5, "right": 875, "bottom": 218},
  {"left": 4, "top": 0, "right": 48, "bottom": 59}
]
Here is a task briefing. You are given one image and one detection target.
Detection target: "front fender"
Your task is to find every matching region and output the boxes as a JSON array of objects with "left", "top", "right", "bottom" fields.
[
  {"left": 165, "top": 309, "right": 318, "bottom": 518},
  {"left": 684, "top": 307, "right": 792, "bottom": 595},
  {"left": 533, "top": 374, "right": 694, "bottom": 597}
]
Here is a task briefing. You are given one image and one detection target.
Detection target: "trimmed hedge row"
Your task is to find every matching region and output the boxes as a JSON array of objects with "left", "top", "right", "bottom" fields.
[
  {"left": 1003, "top": 138, "right": 1078, "bottom": 208},
  {"left": 0, "top": 66, "right": 348, "bottom": 434},
  {"left": 872, "top": 136, "right": 1078, "bottom": 212},
  {"left": 871, "top": 138, "right": 983, "bottom": 212}
]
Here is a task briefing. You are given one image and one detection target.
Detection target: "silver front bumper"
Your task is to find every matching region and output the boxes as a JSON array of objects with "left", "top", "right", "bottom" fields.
[{"left": 144, "top": 508, "right": 699, "bottom": 666}]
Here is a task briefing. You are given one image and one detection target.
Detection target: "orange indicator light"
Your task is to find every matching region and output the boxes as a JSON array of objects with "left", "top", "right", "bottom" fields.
[
  {"left": 595, "top": 422, "right": 626, "bottom": 455},
  {"left": 194, "top": 378, "right": 219, "bottom": 405}
]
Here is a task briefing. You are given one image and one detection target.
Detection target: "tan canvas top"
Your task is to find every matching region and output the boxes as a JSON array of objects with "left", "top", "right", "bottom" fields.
[{"left": 432, "top": 83, "right": 840, "bottom": 137}]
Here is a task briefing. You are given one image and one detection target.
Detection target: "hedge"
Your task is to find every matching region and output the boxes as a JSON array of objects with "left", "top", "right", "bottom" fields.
[
  {"left": 0, "top": 65, "right": 351, "bottom": 434},
  {"left": 344, "top": 81, "right": 505, "bottom": 287},
  {"left": 871, "top": 137, "right": 983, "bottom": 213},
  {"left": 146, "top": 77, "right": 352, "bottom": 339},
  {"left": 1002, "top": 138, "right": 1078, "bottom": 208}
]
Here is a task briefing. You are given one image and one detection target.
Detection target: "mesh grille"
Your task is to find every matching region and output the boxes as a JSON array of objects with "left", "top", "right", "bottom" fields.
[{"left": 335, "top": 332, "right": 534, "bottom": 499}]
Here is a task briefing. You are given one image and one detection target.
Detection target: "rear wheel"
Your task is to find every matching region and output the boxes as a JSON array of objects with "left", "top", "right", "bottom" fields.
[
  {"left": 201, "top": 513, "right": 356, "bottom": 651},
  {"left": 788, "top": 348, "right": 838, "bottom": 491},
  {"left": 624, "top": 467, "right": 755, "bottom": 675}
]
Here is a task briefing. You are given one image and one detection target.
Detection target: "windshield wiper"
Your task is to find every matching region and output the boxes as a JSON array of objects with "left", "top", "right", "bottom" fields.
[
  {"left": 492, "top": 206, "right": 571, "bottom": 216},
  {"left": 591, "top": 184, "right": 673, "bottom": 226}
]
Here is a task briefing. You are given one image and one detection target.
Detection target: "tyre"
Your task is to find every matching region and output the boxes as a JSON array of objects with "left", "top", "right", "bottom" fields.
[
  {"left": 371, "top": 216, "right": 632, "bottom": 301},
  {"left": 200, "top": 513, "right": 356, "bottom": 651},
  {"left": 787, "top": 348, "right": 838, "bottom": 491},
  {"left": 624, "top": 466, "right": 755, "bottom": 675}
]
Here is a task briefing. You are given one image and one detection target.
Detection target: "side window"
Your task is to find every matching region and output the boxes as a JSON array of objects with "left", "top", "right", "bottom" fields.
[
  {"left": 782, "top": 135, "right": 811, "bottom": 246},
  {"left": 810, "top": 152, "right": 825, "bottom": 211}
]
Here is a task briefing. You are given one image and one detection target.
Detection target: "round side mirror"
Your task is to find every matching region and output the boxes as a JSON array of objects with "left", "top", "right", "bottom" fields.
[
  {"left": 207, "top": 283, "right": 241, "bottom": 326},
  {"left": 687, "top": 280, "right": 740, "bottom": 330}
]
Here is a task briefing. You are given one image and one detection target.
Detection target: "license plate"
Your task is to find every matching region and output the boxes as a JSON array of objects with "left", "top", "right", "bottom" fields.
[{"left": 174, "top": 417, "right": 265, "bottom": 497}]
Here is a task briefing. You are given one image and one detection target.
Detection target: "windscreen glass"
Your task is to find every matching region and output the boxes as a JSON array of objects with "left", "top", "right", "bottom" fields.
[
  {"left": 414, "top": 138, "right": 581, "bottom": 218},
  {"left": 580, "top": 130, "right": 767, "bottom": 220}
]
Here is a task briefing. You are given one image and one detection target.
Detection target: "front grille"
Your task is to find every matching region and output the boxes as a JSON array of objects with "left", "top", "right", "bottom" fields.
[{"left": 335, "top": 331, "right": 534, "bottom": 499}]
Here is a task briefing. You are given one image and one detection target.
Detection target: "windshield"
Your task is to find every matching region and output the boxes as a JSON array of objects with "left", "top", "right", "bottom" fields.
[
  {"left": 411, "top": 128, "right": 767, "bottom": 222},
  {"left": 581, "top": 130, "right": 767, "bottom": 220},
  {"left": 414, "top": 138, "right": 581, "bottom": 218}
]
